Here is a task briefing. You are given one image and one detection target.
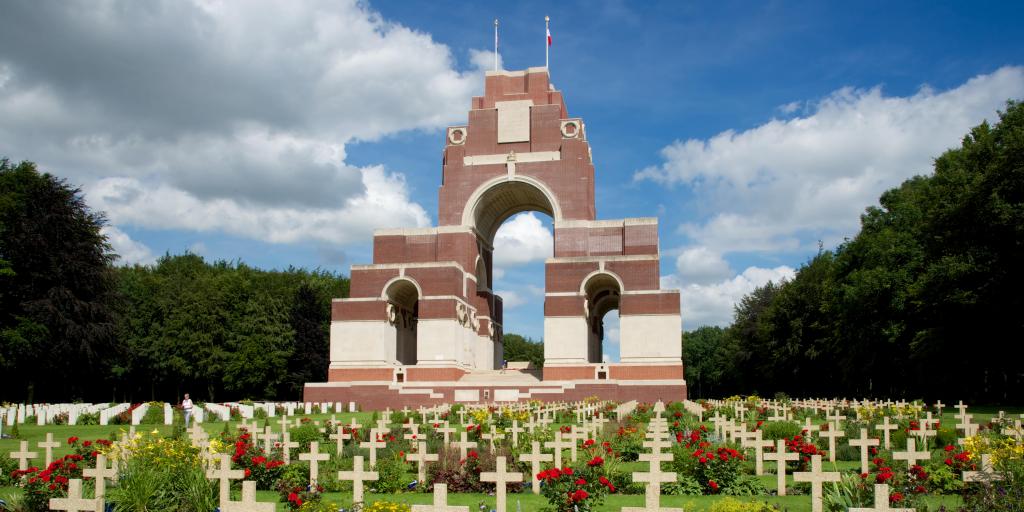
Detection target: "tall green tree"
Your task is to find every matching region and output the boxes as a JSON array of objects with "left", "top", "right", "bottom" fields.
[
  {"left": 502, "top": 333, "right": 544, "bottom": 368},
  {"left": 0, "top": 159, "right": 118, "bottom": 402}
]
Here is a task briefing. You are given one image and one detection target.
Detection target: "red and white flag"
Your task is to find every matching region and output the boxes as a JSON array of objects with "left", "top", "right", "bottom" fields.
[{"left": 546, "top": 26, "right": 552, "bottom": 46}]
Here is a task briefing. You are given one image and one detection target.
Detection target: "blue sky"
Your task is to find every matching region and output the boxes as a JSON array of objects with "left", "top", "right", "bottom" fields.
[{"left": 1, "top": 1, "right": 1022, "bottom": 361}]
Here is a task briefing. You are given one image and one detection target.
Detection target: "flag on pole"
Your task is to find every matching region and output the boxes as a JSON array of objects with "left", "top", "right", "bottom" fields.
[
  {"left": 546, "top": 25, "right": 552, "bottom": 46},
  {"left": 545, "top": 15, "right": 551, "bottom": 70}
]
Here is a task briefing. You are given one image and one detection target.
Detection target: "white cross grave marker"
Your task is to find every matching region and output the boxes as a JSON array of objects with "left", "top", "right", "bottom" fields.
[
  {"left": 793, "top": 454, "right": 840, "bottom": 512},
  {"left": 220, "top": 480, "right": 275, "bottom": 512},
  {"left": 206, "top": 454, "right": 245, "bottom": 506},
  {"left": 10, "top": 440, "right": 37, "bottom": 471},
  {"left": 763, "top": 439, "right": 798, "bottom": 496},
  {"left": 48, "top": 479, "right": 100, "bottom": 512},
  {"left": 412, "top": 483, "right": 469, "bottom": 512},
  {"left": 480, "top": 456, "right": 523, "bottom": 512},
  {"left": 338, "top": 455, "right": 378, "bottom": 504},
  {"left": 849, "top": 484, "right": 914, "bottom": 512},
  {"left": 849, "top": 428, "right": 881, "bottom": 474},
  {"left": 519, "top": 441, "right": 553, "bottom": 494},
  {"left": 299, "top": 441, "right": 331, "bottom": 487}
]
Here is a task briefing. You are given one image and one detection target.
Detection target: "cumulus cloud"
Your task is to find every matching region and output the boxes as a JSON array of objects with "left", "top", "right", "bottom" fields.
[
  {"left": 675, "top": 247, "right": 733, "bottom": 285},
  {"left": 496, "top": 290, "right": 525, "bottom": 309},
  {"left": 102, "top": 226, "right": 156, "bottom": 266},
  {"left": 0, "top": 0, "right": 491, "bottom": 245},
  {"left": 638, "top": 66, "right": 1024, "bottom": 253},
  {"left": 663, "top": 266, "right": 795, "bottom": 328},
  {"left": 87, "top": 166, "right": 429, "bottom": 245},
  {"left": 492, "top": 212, "right": 553, "bottom": 269}
]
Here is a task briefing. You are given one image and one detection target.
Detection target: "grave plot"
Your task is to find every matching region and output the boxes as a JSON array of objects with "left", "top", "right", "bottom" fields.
[{"left": 2, "top": 398, "right": 1023, "bottom": 511}]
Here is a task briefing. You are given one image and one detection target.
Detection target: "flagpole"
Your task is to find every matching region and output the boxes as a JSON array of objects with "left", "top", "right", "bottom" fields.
[
  {"left": 545, "top": 15, "right": 550, "bottom": 70},
  {"left": 494, "top": 19, "right": 499, "bottom": 72}
]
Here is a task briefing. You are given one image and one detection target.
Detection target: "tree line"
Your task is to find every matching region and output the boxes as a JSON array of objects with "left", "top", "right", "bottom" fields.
[
  {"left": 1, "top": 159, "right": 349, "bottom": 404},
  {"left": 683, "top": 101, "right": 1023, "bottom": 403}
]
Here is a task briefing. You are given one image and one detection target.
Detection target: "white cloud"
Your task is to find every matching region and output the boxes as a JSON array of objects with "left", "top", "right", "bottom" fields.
[
  {"left": 102, "top": 226, "right": 156, "bottom": 266},
  {"left": 493, "top": 212, "right": 553, "bottom": 269},
  {"left": 0, "top": 0, "right": 492, "bottom": 245},
  {"left": 496, "top": 290, "right": 525, "bottom": 309},
  {"left": 663, "top": 265, "right": 795, "bottom": 329},
  {"left": 675, "top": 247, "right": 733, "bottom": 285},
  {"left": 188, "top": 242, "right": 207, "bottom": 255},
  {"left": 86, "top": 166, "right": 430, "bottom": 245},
  {"left": 638, "top": 66, "right": 1024, "bottom": 253}
]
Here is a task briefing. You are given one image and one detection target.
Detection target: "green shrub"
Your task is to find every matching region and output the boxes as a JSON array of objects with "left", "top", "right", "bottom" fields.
[
  {"left": 663, "top": 475, "right": 704, "bottom": 495},
  {"left": 290, "top": 423, "right": 323, "bottom": 451},
  {"left": 0, "top": 455, "right": 18, "bottom": 486},
  {"left": 371, "top": 452, "right": 409, "bottom": 494},
  {"left": 77, "top": 411, "right": 100, "bottom": 425},
  {"left": 760, "top": 421, "right": 801, "bottom": 441},
  {"left": 724, "top": 475, "right": 769, "bottom": 496}
]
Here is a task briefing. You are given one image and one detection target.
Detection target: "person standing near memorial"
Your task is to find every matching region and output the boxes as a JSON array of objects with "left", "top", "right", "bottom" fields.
[{"left": 182, "top": 393, "right": 194, "bottom": 428}]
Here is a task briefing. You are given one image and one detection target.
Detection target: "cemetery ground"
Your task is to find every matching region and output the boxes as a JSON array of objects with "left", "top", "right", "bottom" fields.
[{"left": 1, "top": 400, "right": 1022, "bottom": 511}]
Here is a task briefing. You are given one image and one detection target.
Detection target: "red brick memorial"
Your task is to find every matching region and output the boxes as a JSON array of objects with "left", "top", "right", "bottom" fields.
[{"left": 304, "top": 67, "right": 685, "bottom": 408}]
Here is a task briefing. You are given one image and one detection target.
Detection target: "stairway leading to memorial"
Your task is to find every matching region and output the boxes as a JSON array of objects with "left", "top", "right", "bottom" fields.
[{"left": 457, "top": 369, "right": 542, "bottom": 384}]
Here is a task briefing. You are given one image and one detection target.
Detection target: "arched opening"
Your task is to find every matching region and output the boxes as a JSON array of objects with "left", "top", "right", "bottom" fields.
[
  {"left": 384, "top": 278, "right": 419, "bottom": 366},
  {"left": 583, "top": 272, "right": 622, "bottom": 364},
  {"left": 464, "top": 179, "right": 559, "bottom": 371}
]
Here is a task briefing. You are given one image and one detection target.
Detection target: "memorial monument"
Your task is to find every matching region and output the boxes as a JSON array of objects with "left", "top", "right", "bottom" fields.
[{"left": 304, "top": 67, "right": 685, "bottom": 407}]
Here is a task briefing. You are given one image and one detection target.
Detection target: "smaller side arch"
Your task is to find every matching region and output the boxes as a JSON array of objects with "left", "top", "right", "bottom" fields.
[
  {"left": 579, "top": 270, "right": 626, "bottom": 294},
  {"left": 381, "top": 277, "right": 423, "bottom": 308}
]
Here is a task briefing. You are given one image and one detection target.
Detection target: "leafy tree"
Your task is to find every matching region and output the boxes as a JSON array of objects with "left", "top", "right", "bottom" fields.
[
  {"left": 0, "top": 159, "right": 118, "bottom": 402},
  {"left": 283, "top": 283, "right": 330, "bottom": 398},
  {"left": 681, "top": 326, "right": 737, "bottom": 398},
  {"left": 502, "top": 333, "right": 544, "bottom": 368}
]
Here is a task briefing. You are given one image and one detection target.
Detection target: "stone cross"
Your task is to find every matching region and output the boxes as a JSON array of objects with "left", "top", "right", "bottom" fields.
[
  {"left": 453, "top": 431, "right": 478, "bottom": 460},
  {"left": 875, "top": 416, "right": 898, "bottom": 450},
  {"left": 519, "top": 441, "right": 553, "bottom": 494},
  {"left": 277, "top": 414, "right": 290, "bottom": 433},
  {"left": 480, "top": 456, "right": 523, "bottom": 512},
  {"left": 259, "top": 426, "right": 277, "bottom": 452},
  {"left": 330, "top": 427, "right": 351, "bottom": 456},
  {"left": 567, "top": 425, "right": 584, "bottom": 461},
  {"left": 763, "top": 439, "right": 798, "bottom": 496},
  {"left": 827, "top": 410, "right": 847, "bottom": 425},
  {"left": 339, "top": 455, "right": 378, "bottom": 504},
  {"left": 849, "top": 428, "right": 881, "bottom": 474},
  {"left": 299, "top": 442, "right": 331, "bottom": 487},
  {"left": 412, "top": 483, "right": 469, "bottom": 512},
  {"left": 818, "top": 423, "right": 845, "bottom": 462},
  {"left": 963, "top": 453, "right": 1004, "bottom": 482},
  {"left": 48, "top": 479, "right": 100, "bottom": 512},
  {"left": 893, "top": 438, "right": 930, "bottom": 468},
  {"left": 955, "top": 400, "right": 968, "bottom": 419},
  {"left": 279, "top": 432, "right": 300, "bottom": 464},
  {"left": 624, "top": 459, "right": 681, "bottom": 512},
  {"left": 360, "top": 436, "right": 386, "bottom": 466},
  {"left": 933, "top": 400, "right": 945, "bottom": 417},
  {"left": 793, "top": 454, "right": 841, "bottom": 512},
  {"left": 742, "top": 430, "right": 773, "bottom": 475},
  {"left": 407, "top": 441, "right": 439, "bottom": 483},
  {"left": 508, "top": 420, "right": 524, "bottom": 447},
  {"left": 83, "top": 453, "right": 117, "bottom": 510},
  {"left": 849, "top": 484, "right": 914, "bottom": 512},
  {"left": 544, "top": 431, "right": 573, "bottom": 468},
  {"left": 207, "top": 454, "right": 245, "bottom": 505},
  {"left": 436, "top": 425, "right": 456, "bottom": 444},
  {"left": 10, "top": 440, "right": 38, "bottom": 471},
  {"left": 38, "top": 432, "right": 60, "bottom": 466},
  {"left": 956, "top": 415, "right": 978, "bottom": 438},
  {"left": 802, "top": 417, "right": 821, "bottom": 435},
  {"left": 481, "top": 424, "right": 505, "bottom": 451},
  {"left": 220, "top": 480, "right": 275, "bottom": 512}
]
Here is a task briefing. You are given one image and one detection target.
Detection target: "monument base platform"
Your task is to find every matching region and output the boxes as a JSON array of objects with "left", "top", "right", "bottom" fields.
[{"left": 302, "top": 378, "right": 687, "bottom": 410}]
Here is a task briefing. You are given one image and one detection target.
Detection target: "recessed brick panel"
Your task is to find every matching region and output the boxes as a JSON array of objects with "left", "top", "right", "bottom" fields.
[
  {"left": 544, "top": 295, "right": 585, "bottom": 317},
  {"left": 332, "top": 300, "right": 387, "bottom": 321},
  {"left": 546, "top": 261, "right": 599, "bottom": 293},
  {"left": 418, "top": 298, "right": 457, "bottom": 319},
  {"left": 350, "top": 268, "right": 400, "bottom": 298},
  {"left": 624, "top": 223, "right": 659, "bottom": 255},
  {"left": 619, "top": 292, "right": 680, "bottom": 315},
  {"left": 405, "top": 266, "right": 464, "bottom": 298},
  {"left": 606, "top": 260, "right": 659, "bottom": 291}
]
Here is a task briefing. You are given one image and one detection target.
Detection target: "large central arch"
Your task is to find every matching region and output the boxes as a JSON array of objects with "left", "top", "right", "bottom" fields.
[{"left": 461, "top": 176, "right": 563, "bottom": 244}]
